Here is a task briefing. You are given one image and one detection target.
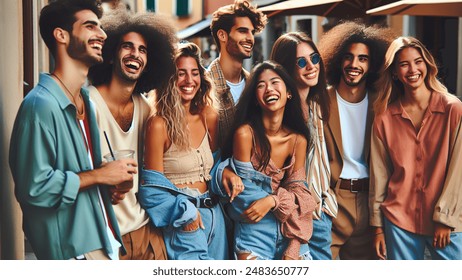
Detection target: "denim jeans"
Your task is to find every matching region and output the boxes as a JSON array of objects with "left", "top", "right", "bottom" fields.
[
  {"left": 384, "top": 216, "right": 462, "bottom": 260},
  {"left": 234, "top": 211, "right": 312, "bottom": 260},
  {"left": 212, "top": 158, "right": 312, "bottom": 260},
  {"left": 139, "top": 169, "right": 228, "bottom": 260},
  {"left": 163, "top": 193, "right": 228, "bottom": 260},
  {"left": 309, "top": 211, "right": 333, "bottom": 260}
]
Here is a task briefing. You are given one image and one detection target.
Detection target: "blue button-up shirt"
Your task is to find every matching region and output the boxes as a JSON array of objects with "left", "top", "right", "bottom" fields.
[{"left": 9, "top": 73, "right": 123, "bottom": 259}]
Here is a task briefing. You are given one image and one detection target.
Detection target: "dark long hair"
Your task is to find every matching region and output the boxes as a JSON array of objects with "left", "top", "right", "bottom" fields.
[
  {"left": 221, "top": 61, "right": 312, "bottom": 170},
  {"left": 270, "top": 31, "right": 329, "bottom": 120}
]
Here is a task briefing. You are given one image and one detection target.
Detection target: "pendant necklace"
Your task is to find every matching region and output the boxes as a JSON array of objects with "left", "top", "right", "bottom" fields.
[{"left": 51, "top": 73, "right": 85, "bottom": 119}]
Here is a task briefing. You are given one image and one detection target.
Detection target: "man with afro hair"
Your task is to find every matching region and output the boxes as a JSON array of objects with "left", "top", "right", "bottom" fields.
[{"left": 87, "top": 5, "right": 177, "bottom": 260}]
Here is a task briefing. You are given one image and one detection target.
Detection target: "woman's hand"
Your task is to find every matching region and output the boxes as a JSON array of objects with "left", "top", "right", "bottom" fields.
[
  {"left": 182, "top": 210, "right": 205, "bottom": 232},
  {"left": 222, "top": 167, "right": 244, "bottom": 202},
  {"left": 433, "top": 222, "right": 452, "bottom": 248},
  {"left": 374, "top": 227, "right": 387, "bottom": 260},
  {"left": 241, "top": 196, "right": 276, "bottom": 223}
]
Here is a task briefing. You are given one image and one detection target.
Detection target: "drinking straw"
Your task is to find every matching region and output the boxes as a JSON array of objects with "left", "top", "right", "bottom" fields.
[{"left": 103, "top": 131, "right": 115, "bottom": 160}]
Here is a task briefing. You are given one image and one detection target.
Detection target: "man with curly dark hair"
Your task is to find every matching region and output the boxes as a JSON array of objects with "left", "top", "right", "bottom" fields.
[
  {"left": 317, "top": 21, "right": 395, "bottom": 260},
  {"left": 87, "top": 5, "right": 177, "bottom": 260},
  {"left": 208, "top": 0, "right": 267, "bottom": 148}
]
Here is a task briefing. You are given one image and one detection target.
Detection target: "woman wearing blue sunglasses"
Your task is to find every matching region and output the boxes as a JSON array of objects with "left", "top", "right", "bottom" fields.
[{"left": 271, "top": 32, "right": 338, "bottom": 260}]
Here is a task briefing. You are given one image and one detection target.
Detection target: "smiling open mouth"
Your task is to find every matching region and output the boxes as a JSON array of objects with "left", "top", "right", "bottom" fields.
[
  {"left": 124, "top": 60, "right": 141, "bottom": 70},
  {"left": 180, "top": 86, "right": 194, "bottom": 93},
  {"left": 265, "top": 95, "right": 279, "bottom": 103},
  {"left": 241, "top": 43, "right": 253, "bottom": 51},
  {"left": 89, "top": 39, "right": 103, "bottom": 51}
]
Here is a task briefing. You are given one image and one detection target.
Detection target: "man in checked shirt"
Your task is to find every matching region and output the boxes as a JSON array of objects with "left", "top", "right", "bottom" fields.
[{"left": 207, "top": 0, "right": 267, "bottom": 148}]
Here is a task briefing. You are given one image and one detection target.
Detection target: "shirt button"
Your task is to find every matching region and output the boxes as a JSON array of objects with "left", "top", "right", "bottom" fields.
[
  {"left": 200, "top": 174, "right": 203, "bottom": 177},
  {"left": 197, "top": 150, "right": 200, "bottom": 153},
  {"left": 200, "top": 164, "right": 204, "bottom": 167}
]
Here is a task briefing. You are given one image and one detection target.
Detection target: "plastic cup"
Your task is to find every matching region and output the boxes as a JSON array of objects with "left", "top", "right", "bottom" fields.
[
  {"left": 103, "top": 149, "right": 135, "bottom": 162},
  {"left": 103, "top": 149, "right": 135, "bottom": 190}
]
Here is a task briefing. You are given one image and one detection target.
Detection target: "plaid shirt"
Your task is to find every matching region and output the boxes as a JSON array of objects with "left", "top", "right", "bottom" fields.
[{"left": 207, "top": 58, "right": 249, "bottom": 147}]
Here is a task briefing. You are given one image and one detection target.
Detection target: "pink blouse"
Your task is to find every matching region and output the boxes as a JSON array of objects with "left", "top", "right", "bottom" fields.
[
  {"left": 370, "top": 92, "right": 462, "bottom": 235},
  {"left": 251, "top": 137, "right": 316, "bottom": 259}
]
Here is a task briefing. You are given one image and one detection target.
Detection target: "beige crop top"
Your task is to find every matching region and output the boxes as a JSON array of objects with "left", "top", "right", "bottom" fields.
[{"left": 163, "top": 127, "right": 214, "bottom": 185}]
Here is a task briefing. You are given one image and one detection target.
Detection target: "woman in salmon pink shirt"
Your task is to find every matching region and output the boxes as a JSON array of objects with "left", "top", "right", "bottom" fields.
[{"left": 370, "top": 36, "right": 462, "bottom": 260}]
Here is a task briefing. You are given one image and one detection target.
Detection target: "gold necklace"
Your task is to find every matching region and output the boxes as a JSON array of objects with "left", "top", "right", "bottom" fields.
[{"left": 51, "top": 73, "right": 85, "bottom": 119}]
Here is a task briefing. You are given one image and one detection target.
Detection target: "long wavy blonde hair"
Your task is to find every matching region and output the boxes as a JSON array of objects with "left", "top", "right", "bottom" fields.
[
  {"left": 154, "top": 42, "right": 217, "bottom": 150},
  {"left": 374, "top": 36, "right": 449, "bottom": 114}
]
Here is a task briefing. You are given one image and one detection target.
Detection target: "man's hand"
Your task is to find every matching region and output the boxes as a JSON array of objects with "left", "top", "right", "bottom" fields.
[
  {"left": 98, "top": 159, "right": 138, "bottom": 186},
  {"left": 109, "top": 189, "right": 127, "bottom": 205},
  {"left": 78, "top": 158, "right": 138, "bottom": 191}
]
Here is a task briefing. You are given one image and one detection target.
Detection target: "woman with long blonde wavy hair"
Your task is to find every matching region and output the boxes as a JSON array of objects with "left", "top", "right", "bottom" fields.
[
  {"left": 138, "top": 42, "right": 240, "bottom": 260},
  {"left": 370, "top": 36, "right": 462, "bottom": 260}
]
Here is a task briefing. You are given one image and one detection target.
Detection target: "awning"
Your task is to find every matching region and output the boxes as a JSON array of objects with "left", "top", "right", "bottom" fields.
[
  {"left": 259, "top": 0, "right": 342, "bottom": 17},
  {"left": 177, "top": 17, "right": 212, "bottom": 40},
  {"left": 367, "top": 0, "right": 462, "bottom": 17},
  {"left": 259, "top": 0, "right": 397, "bottom": 18}
]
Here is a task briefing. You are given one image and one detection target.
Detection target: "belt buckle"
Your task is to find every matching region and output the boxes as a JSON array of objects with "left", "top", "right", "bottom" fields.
[
  {"left": 203, "top": 197, "right": 213, "bottom": 208},
  {"left": 349, "top": 179, "right": 359, "bottom": 193}
]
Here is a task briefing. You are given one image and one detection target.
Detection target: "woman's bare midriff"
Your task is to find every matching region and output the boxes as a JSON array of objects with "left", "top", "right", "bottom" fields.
[{"left": 175, "top": 181, "right": 208, "bottom": 194}]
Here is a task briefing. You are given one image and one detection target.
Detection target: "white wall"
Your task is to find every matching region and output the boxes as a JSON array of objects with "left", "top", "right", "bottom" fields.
[{"left": 0, "top": 0, "right": 25, "bottom": 260}]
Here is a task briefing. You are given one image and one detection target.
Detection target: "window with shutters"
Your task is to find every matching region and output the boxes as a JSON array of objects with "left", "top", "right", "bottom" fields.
[
  {"left": 146, "top": 0, "right": 155, "bottom": 12},
  {"left": 176, "top": 0, "right": 190, "bottom": 17}
]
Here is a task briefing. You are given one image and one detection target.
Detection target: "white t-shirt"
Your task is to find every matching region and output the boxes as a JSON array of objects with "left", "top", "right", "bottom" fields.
[
  {"left": 337, "top": 91, "right": 369, "bottom": 179},
  {"left": 89, "top": 86, "right": 152, "bottom": 236},
  {"left": 226, "top": 77, "right": 246, "bottom": 103}
]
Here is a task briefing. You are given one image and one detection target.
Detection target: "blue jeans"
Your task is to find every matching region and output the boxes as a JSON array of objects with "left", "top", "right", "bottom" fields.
[
  {"left": 139, "top": 169, "right": 229, "bottom": 260},
  {"left": 309, "top": 211, "right": 333, "bottom": 260},
  {"left": 234, "top": 211, "right": 312, "bottom": 260},
  {"left": 384, "top": 217, "right": 462, "bottom": 260}
]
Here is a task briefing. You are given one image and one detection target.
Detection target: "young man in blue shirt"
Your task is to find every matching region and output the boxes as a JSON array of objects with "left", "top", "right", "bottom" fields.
[{"left": 9, "top": 0, "right": 136, "bottom": 260}]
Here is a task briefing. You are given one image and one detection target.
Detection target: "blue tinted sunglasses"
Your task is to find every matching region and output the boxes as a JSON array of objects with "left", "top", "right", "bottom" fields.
[{"left": 296, "top": 53, "right": 321, "bottom": 68}]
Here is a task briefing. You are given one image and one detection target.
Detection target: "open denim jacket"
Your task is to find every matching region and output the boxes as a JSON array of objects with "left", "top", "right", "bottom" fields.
[
  {"left": 138, "top": 151, "right": 228, "bottom": 260},
  {"left": 210, "top": 157, "right": 314, "bottom": 260}
]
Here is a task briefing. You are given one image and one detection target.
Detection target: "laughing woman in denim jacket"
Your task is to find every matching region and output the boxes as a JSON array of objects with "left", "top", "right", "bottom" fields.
[
  {"left": 212, "top": 61, "right": 317, "bottom": 260},
  {"left": 138, "top": 42, "right": 239, "bottom": 260}
]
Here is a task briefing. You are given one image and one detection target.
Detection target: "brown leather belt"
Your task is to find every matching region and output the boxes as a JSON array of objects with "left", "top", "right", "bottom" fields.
[{"left": 339, "top": 178, "right": 369, "bottom": 192}]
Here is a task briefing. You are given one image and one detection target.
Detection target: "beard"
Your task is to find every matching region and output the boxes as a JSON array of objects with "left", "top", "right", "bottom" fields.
[
  {"left": 114, "top": 60, "right": 142, "bottom": 83},
  {"left": 67, "top": 35, "right": 103, "bottom": 66},
  {"left": 342, "top": 70, "right": 368, "bottom": 87},
  {"left": 225, "top": 36, "right": 252, "bottom": 60}
]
